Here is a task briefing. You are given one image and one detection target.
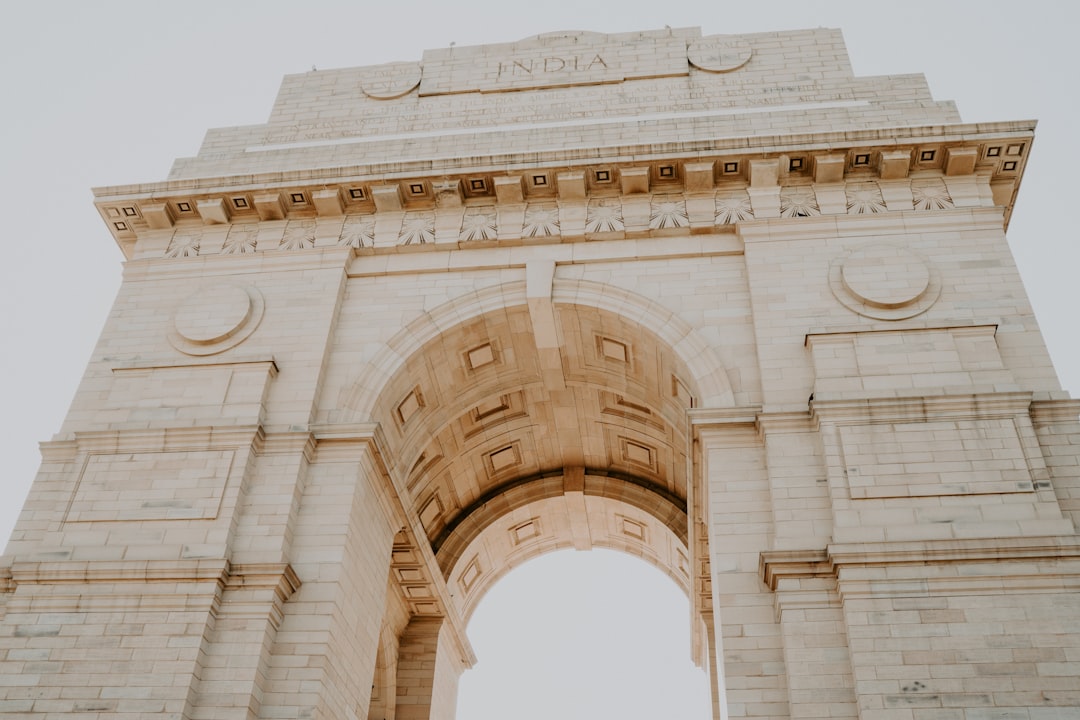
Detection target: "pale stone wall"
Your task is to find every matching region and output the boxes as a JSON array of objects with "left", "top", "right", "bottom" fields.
[{"left": 2, "top": 25, "right": 1078, "bottom": 720}]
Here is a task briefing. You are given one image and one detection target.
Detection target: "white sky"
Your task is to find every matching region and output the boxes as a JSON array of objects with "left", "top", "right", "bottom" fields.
[{"left": 1, "top": 3, "right": 1077, "bottom": 719}]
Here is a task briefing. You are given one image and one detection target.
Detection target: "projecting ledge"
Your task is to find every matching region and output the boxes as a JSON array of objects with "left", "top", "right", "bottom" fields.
[{"left": 761, "top": 536, "right": 1080, "bottom": 591}]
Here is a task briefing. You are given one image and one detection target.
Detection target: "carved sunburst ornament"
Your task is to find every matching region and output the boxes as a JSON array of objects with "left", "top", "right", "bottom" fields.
[
  {"left": 715, "top": 193, "right": 754, "bottom": 225},
  {"left": 846, "top": 183, "right": 887, "bottom": 214},
  {"left": 399, "top": 212, "right": 436, "bottom": 245},
  {"left": 222, "top": 225, "right": 257, "bottom": 254},
  {"left": 459, "top": 209, "right": 497, "bottom": 242},
  {"left": 523, "top": 204, "right": 560, "bottom": 237},
  {"left": 165, "top": 231, "right": 200, "bottom": 258},
  {"left": 649, "top": 198, "right": 689, "bottom": 229},
  {"left": 586, "top": 199, "right": 624, "bottom": 233},
  {"left": 780, "top": 187, "right": 820, "bottom": 218},
  {"left": 280, "top": 221, "right": 316, "bottom": 251},
  {"left": 912, "top": 180, "right": 954, "bottom": 211},
  {"left": 339, "top": 216, "right": 375, "bottom": 248}
]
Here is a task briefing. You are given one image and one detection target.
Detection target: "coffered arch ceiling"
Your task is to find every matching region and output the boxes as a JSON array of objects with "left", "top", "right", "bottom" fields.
[{"left": 366, "top": 290, "right": 720, "bottom": 622}]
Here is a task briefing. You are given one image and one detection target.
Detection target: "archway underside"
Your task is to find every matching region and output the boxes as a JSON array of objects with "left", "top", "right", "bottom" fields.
[
  {"left": 438, "top": 468, "right": 690, "bottom": 623},
  {"left": 367, "top": 301, "right": 711, "bottom": 627}
]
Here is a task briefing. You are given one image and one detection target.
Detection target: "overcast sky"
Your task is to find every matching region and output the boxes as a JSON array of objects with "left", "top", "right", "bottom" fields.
[{"left": 1, "top": 3, "right": 1077, "bottom": 719}]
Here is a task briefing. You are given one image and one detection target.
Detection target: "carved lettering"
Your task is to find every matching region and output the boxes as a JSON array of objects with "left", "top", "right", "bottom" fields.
[{"left": 497, "top": 55, "right": 609, "bottom": 80}]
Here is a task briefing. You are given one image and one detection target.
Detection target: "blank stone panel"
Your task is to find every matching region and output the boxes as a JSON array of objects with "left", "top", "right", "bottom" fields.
[
  {"left": 840, "top": 418, "right": 1033, "bottom": 499},
  {"left": 66, "top": 450, "right": 235, "bottom": 522},
  {"left": 807, "top": 326, "right": 1015, "bottom": 397},
  {"left": 102, "top": 363, "right": 275, "bottom": 426}
]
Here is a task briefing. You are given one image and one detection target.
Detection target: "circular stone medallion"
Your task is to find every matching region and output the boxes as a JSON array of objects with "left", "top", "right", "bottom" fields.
[
  {"left": 688, "top": 36, "right": 753, "bottom": 73},
  {"left": 360, "top": 62, "right": 423, "bottom": 100},
  {"left": 169, "top": 284, "right": 265, "bottom": 356},
  {"left": 841, "top": 245, "right": 930, "bottom": 309},
  {"left": 174, "top": 285, "right": 252, "bottom": 344},
  {"left": 829, "top": 244, "right": 940, "bottom": 320}
]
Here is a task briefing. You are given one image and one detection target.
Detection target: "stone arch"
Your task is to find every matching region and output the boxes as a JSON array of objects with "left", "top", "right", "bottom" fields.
[
  {"left": 338, "top": 277, "right": 735, "bottom": 424},
  {"left": 434, "top": 467, "right": 690, "bottom": 625},
  {"left": 350, "top": 283, "right": 727, "bottom": 717}
]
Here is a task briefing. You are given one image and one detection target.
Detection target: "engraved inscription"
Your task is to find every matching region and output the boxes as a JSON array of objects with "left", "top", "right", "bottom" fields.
[{"left": 496, "top": 54, "right": 608, "bottom": 79}]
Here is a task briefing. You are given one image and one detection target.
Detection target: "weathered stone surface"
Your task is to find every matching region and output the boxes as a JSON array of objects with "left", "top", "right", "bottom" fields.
[{"left": 3, "top": 26, "right": 1078, "bottom": 720}]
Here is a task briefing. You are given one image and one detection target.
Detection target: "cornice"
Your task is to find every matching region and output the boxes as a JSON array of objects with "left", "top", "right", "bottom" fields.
[
  {"left": 809, "top": 390, "right": 1035, "bottom": 425},
  {"left": 2, "top": 560, "right": 301, "bottom": 618},
  {"left": 94, "top": 120, "right": 1033, "bottom": 199},
  {"left": 761, "top": 536, "right": 1080, "bottom": 591},
  {"left": 1030, "top": 397, "right": 1080, "bottom": 424},
  {"left": 93, "top": 122, "right": 1034, "bottom": 258},
  {"left": 826, "top": 536, "right": 1080, "bottom": 566},
  {"left": 7, "top": 558, "right": 231, "bottom": 585}
]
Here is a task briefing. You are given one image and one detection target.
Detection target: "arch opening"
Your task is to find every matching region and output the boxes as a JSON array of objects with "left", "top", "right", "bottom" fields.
[
  {"left": 353, "top": 292, "right": 725, "bottom": 719},
  {"left": 455, "top": 548, "right": 712, "bottom": 720},
  {"left": 436, "top": 467, "right": 690, "bottom": 625}
]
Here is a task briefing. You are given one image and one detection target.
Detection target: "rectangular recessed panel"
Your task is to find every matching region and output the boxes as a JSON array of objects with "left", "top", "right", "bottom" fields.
[
  {"left": 397, "top": 389, "right": 424, "bottom": 424},
  {"left": 392, "top": 549, "right": 417, "bottom": 565},
  {"left": 619, "top": 516, "right": 647, "bottom": 541},
  {"left": 412, "top": 601, "right": 441, "bottom": 615},
  {"left": 599, "top": 336, "right": 629, "bottom": 362},
  {"left": 419, "top": 494, "right": 443, "bottom": 528},
  {"left": 404, "top": 585, "right": 432, "bottom": 598},
  {"left": 67, "top": 450, "right": 234, "bottom": 522},
  {"left": 488, "top": 444, "right": 521, "bottom": 472},
  {"left": 622, "top": 439, "right": 655, "bottom": 469},
  {"left": 466, "top": 342, "right": 496, "bottom": 369},
  {"left": 675, "top": 548, "right": 689, "bottom": 578},
  {"left": 473, "top": 396, "right": 510, "bottom": 421},
  {"left": 840, "top": 418, "right": 1034, "bottom": 499},
  {"left": 598, "top": 391, "right": 664, "bottom": 430},
  {"left": 463, "top": 391, "right": 526, "bottom": 439},
  {"left": 460, "top": 556, "right": 481, "bottom": 592},
  {"left": 511, "top": 519, "right": 541, "bottom": 545},
  {"left": 396, "top": 568, "right": 424, "bottom": 582},
  {"left": 672, "top": 375, "right": 695, "bottom": 408}
]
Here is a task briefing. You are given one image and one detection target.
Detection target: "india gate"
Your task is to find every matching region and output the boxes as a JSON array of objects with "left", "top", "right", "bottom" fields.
[{"left": 2, "top": 26, "right": 1079, "bottom": 720}]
